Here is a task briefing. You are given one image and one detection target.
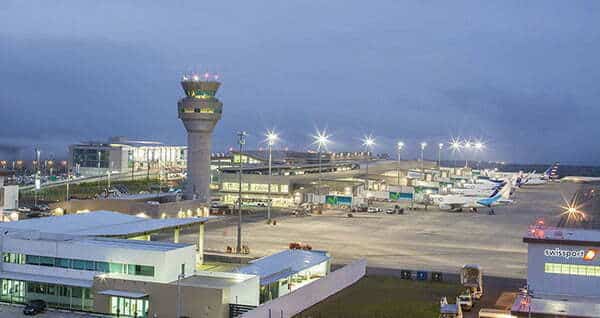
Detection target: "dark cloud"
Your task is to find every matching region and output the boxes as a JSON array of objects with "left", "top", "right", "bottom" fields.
[{"left": 1, "top": 1, "right": 599, "bottom": 164}]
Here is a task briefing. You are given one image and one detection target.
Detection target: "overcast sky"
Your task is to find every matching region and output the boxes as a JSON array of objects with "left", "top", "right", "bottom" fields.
[{"left": 1, "top": 1, "right": 599, "bottom": 164}]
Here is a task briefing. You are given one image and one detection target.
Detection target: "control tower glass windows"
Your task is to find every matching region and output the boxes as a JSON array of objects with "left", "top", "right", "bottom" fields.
[{"left": 185, "top": 90, "right": 216, "bottom": 98}]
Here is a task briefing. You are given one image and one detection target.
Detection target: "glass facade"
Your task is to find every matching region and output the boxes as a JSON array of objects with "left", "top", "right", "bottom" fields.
[
  {"left": 221, "top": 182, "right": 289, "bottom": 194},
  {"left": 185, "top": 89, "right": 216, "bottom": 98},
  {"left": 110, "top": 296, "right": 148, "bottom": 318},
  {"left": 3, "top": 253, "right": 154, "bottom": 277},
  {"left": 72, "top": 148, "right": 109, "bottom": 168},
  {"left": 0, "top": 279, "right": 93, "bottom": 311},
  {"left": 545, "top": 262, "right": 600, "bottom": 276}
]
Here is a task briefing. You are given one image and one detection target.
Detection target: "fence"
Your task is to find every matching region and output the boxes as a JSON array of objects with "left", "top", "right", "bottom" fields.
[{"left": 240, "top": 259, "right": 367, "bottom": 318}]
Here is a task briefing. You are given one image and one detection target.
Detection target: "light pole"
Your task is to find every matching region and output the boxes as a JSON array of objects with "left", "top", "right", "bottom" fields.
[
  {"left": 437, "top": 143, "right": 444, "bottom": 168},
  {"left": 474, "top": 141, "right": 484, "bottom": 169},
  {"left": 362, "top": 136, "right": 375, "bottom": 190},
  {"left": 34, "top": 148, "right": 41, "bottom": 207},
  {"left": 313, "top": 130, "right": 330, "bottom": 202},
  {"left": 66, "top": 161, "right": 70, "bottom": 202},
  {"left": 450, "top": 138, "right": 461, "bottom": 169},
  {"left": 97, "top": 148, "right": 102, "bottom": 188},
  {"left": 464, "top": 140, "right": 472, "bottom": 168},
  {"left": 265, "top": 130, "right": 278, "bottom": 223},
  {"left": 397, "top": 141, "right": 404, "bottom": 184},
  {"left": 420, "top": 142, "right": 427, "bottom": 176},
  {"left": 236, "top": 131, "right": 247, "bottom": 254}
]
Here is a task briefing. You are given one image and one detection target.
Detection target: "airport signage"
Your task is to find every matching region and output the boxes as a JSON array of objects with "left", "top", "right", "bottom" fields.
[
  {"left": 544, "top": 248, "right": 597, "bottom": 261},
  {"left": 389, "top": 192, "right": 413, "bottom": 201},
  {"left": 325, "top": 195, "right": 352, "bottom": 206}
]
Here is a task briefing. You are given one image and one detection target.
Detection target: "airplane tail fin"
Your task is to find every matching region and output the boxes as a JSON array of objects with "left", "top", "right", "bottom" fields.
[
  {"left": 500, "top": 181, "right": 512, "bottom": 199},
  {"left": 544, "top": 162, "right": 560, "bottom": 180}
]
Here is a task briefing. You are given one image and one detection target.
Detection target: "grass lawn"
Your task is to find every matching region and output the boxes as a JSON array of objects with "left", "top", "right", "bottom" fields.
[
  {"left": 19, "top": 178, "right": 168, "bottom": 203},
  {"left": 296, "top": 275, "right": 463, "bottom": 318}
]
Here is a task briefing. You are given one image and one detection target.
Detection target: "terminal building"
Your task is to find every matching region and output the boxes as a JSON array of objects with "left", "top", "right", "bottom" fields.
[
  {"left": 512, "top": 224, "right": 600, "bottom": 317},
  {"left": 69, "top": 136, "right": 186, "bottom": 176},
  {"left": 0, "top": 211, "right": 259, "bottom": 317}
]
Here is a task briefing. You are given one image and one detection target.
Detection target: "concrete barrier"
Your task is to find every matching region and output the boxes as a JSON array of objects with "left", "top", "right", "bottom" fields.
[{"left": 240, "top": 259, "right": 366, "bottom": 318}]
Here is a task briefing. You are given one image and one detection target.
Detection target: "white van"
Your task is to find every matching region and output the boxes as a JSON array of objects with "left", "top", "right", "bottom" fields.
[{"left": 478, "top": 308, "right": 514, "bottom": 318}]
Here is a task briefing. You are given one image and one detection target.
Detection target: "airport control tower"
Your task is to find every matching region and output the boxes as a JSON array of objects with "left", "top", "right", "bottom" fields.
[{"left": 177, "top": 74, "right": 223, "bottom": 201}]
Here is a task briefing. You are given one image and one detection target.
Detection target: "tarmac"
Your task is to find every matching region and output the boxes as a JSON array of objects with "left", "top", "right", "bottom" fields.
[{"left": 195, "top": 182, "right": 579, "bottom": 279}]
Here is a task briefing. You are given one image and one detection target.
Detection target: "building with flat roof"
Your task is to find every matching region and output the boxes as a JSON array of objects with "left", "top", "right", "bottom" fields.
[
  {"left": 69, "top": 136, "right": 186, "bottom": 177},
  {"left": 238, "top": 249, "right": 330, "bottom": 303},
  {"left": 511, "top": 225, "right": 600, "bottom": 317},
  {"left": 0, "top": 211, "right": 260, "bottom": 318},
  {"left": 0, "top": 170, "right": 18, "bottom": 217}
]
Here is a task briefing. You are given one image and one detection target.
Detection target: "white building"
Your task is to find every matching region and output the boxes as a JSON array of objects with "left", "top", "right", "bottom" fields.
[
  {"left": 0, "top": 170, "right": 18, "bottom": 218},
  {"left": 0, "top": 211, "right": 259, "bottom": 317},
  {"left": 512, "top": 225, "right": 600, "bottom": 317},
  {"left": 69, "top": 136, "right": 186, "bottom": 176}
]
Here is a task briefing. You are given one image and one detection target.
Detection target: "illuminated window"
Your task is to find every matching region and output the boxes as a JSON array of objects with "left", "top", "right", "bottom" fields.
[{"left": 545, "top": 262, "right": 600, "bottom": 277}]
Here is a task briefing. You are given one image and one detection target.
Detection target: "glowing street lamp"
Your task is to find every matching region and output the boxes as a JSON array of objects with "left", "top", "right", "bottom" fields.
[
  {"left": 397, "top": 141, "right": 404, "bottom": 184},
  {"left": 463, "top": 140, "right": 473, "bottom": 168},
  {"left": 437, "top": 143, "right": 444, "bottom": 168},
  {"left": 265, "top": 130, "right": 278, "bottom": 223},
  {"left": 362, "top": 135, "right": 375, "bottom": 187},
  {"left": 312, "top": 130, "right": 331, "bottom": 198},
  {"left": 420, "top": 142, "right": 427, "bottom": 175},
  {"left": 473, "top": 141, "right": 484, "bottom": 169}
]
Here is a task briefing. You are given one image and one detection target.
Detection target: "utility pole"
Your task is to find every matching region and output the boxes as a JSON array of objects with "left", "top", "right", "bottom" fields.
[
  {"left": 66, "top": 161, "right": 70, "bottom": 202},
  {"left": 146, "top": 149, "right": 151, "bottom": 181},
  {"left": 266, "top": 131, "right": 278, "bottom": 223},
  {"left": 236, "top": 131, "right": 247, "bottom": 254},
  {"left": 34, "top": 148, "right": 41, "bottom": 207},
  {"left": 438, "top": 143, "right": 443, "bottom": 168},
  {"left": 397, "top": 142, "right": 404, "bottom": 184},
  {"left": 97, "top": 147, "right": 102, "bottom": 189},
  {"left": 420, "top": 142, "right": 427, "bottom": 180}
]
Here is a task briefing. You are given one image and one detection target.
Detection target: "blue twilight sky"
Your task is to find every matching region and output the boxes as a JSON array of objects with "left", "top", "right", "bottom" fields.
[{"left": 1, "top": 1, "right": 599, "bottom": 164}]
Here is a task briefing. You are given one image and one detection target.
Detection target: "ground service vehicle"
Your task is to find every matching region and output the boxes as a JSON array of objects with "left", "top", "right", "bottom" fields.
[
  {"left": 458, "top": 292, "right": 473, "bottom": 311},
  {"left": 439, "top": 297, "right": 463, "bottom": 318},
  {"left": 461, "top": 264, "right": 484, "bottom": 299}
]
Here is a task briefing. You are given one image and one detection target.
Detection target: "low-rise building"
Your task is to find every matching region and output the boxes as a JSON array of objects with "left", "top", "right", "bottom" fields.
[
  {"left": 511, "top": 225, "right": 600, "bottom": 317},
  {"left": 0, "top": 170, "right": 18, "bottom": 221},
  {"left": 69, "top": 136, "right": 186, "bottom": 176},
  {"left": 0, "top": 211, "right": 260, "bottom": 318},
  {"left": 237, "top": 249, "right": 331, "bottom": 303}
]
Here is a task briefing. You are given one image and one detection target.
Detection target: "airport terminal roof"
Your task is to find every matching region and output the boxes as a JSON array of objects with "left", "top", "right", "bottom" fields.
[
  {"left": 237, "top": 249, "right": 330, "bottom": 285},
  {"left": 80, "top": 237, "right": 191, "bottom": 252},
  {"left": 0, "top": 210, "right": 212, "bottom": 237}
]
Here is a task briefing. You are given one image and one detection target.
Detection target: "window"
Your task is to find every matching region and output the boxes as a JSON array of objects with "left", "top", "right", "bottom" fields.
[
  {"left": 25, "top": 255, "right": 40, "bottom": 265},
  {"left": 56, "top": 258, "right": 71, "bottom": 268},
  {"left": 72, "top": 259, "right": 88, "bottom": 270},
  {"left": 135, "top": 265, "right": 154, "bottom": 277},
  {"left": 126, "top": 264, "right": 136, "bottom": 275},
  {"left": 545, "top": 262, "right": 600, "bottom": 277},
  {"left": 4, "top": 253, "right": 153, "bottom": 277},
  {"left": 109, "top": 263, "right": 124, "bottom": 274},
  {"left": 39, "top": 256, "right": 54, "bottom": 267},
  {"left": 95, "top": 261, "right": 109, "bottom": 273}
]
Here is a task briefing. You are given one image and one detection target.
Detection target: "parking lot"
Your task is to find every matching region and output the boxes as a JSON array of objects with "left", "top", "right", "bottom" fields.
[{"left": 192, "top": 182, "right": 578, "bottom": 279}]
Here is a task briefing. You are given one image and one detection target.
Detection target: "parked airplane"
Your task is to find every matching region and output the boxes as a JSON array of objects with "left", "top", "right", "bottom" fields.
[{"left": 433, "top": 181, "right": 513, "bottom": 214}]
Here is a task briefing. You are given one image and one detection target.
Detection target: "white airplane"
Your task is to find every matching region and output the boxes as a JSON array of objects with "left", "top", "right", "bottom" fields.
[{"left": 431, "top": 181, "right": 513, "bottom": 214}]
